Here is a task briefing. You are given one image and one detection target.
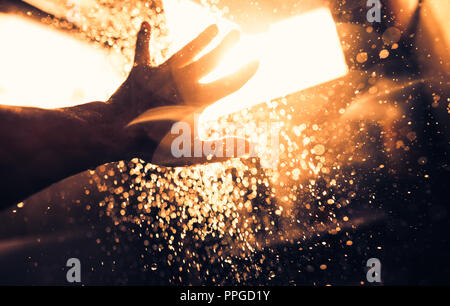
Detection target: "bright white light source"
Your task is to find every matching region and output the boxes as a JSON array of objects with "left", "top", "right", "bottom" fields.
[
  {"left": 0, "top": 14, "right": 123, "bottom": 108},
  {"left": 163, "top": 1, "right": 348, "bottom": 123}
]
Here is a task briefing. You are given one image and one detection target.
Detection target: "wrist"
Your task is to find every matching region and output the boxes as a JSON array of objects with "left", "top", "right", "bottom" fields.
[{"left": 87, "top": 101, "right": 159, "bottom": 164}]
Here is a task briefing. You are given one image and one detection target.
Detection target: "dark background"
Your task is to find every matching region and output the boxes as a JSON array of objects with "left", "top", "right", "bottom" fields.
[{"left": 0, "top": 0, "right": 448, "bottom": 285}]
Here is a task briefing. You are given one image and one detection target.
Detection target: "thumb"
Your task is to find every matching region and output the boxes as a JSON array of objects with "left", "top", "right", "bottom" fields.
[{"left": 134, "top": 21, "right": 151, "bottom": 66}]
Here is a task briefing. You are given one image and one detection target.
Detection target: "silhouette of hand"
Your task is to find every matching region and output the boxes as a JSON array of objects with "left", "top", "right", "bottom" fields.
[{"left": 107, "top": 21, "right": 258, "bottom": 166}]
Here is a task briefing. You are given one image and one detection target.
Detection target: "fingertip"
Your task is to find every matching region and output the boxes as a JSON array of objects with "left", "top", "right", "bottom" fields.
[
  {"left": 233, "top": 60, "right": 259, "bottom": 82},
  {"left": 249, "top": 60, "right": 259, "bottom": 70},
  {"left": 206, "top": 24, "right": 219, "bottom": 36},
  {"left": 199, "top": 24, "right": 219, "bottom": 41},
  {"left": 138, "top": 21, "right": 151, "bottom": 42},
  {"left": 244, "top": 60, "right": 260, "bottom": 78},
  {"left": 221, "top": 30, "right": 240, "bottom": 47},
  {"left": 140, "top": 21, "right": 151, "bottom": 33}
]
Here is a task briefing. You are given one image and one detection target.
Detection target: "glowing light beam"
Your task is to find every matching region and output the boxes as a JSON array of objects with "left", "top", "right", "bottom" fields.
[
  {"left": 163, "top": 1, "right": 348, "bottom": 124},
  {"left": 0, "top": 14, "right": 123, "bottom": 109}
]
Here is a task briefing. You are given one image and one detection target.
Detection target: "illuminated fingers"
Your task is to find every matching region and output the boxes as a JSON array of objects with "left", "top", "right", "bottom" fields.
[
  {"left": 134, "top": 21, "right": 151, "bottom": 66},
  {"left": 166, "top": 24, "right": 218, "bottom": 68},
  {"left": 182, "top": 30, "right": 240, "bottom": 80},
  {"left": 196, "top": 60, "right": 259, "bottom": 104},
  {"left": 131, "top": 23, "right": 258, "bottom": 112}
]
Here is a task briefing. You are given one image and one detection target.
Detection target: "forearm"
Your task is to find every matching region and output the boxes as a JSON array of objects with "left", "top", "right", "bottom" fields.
[
  {"left": 0, "top": 103, "right": 119, "bottom": 209},
  {"left": 0, "top": 20, "right": 249, "bottom": 209}
]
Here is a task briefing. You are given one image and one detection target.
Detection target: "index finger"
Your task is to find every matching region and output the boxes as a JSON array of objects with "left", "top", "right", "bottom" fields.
[{"left": 165, "top": 24, "right": 219, "bottom": 68}]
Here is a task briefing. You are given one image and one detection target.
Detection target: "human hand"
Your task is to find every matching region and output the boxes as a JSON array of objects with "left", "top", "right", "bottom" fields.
[{"left": 106, "top": 21, "right": 259, "bottom": 166}]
